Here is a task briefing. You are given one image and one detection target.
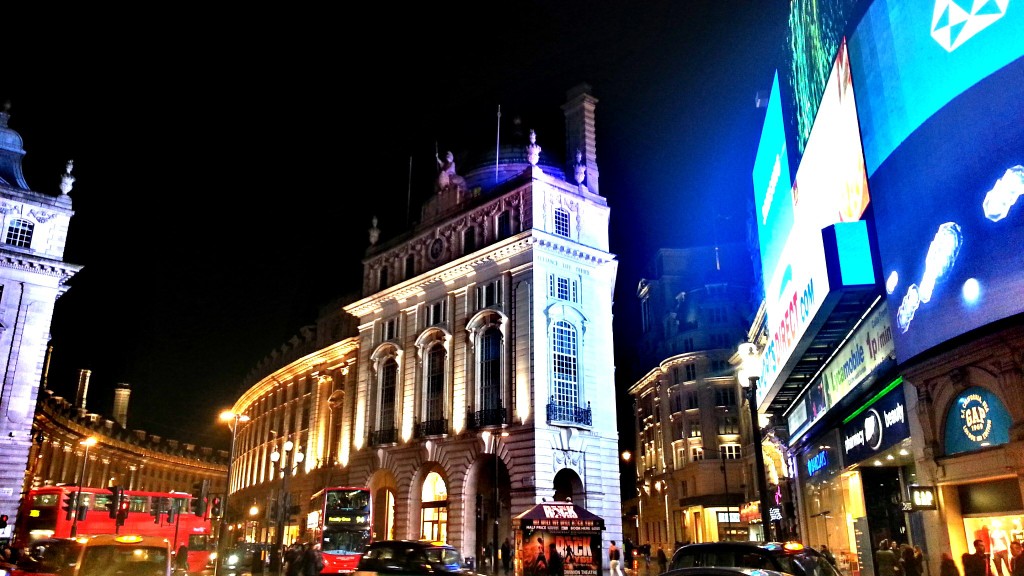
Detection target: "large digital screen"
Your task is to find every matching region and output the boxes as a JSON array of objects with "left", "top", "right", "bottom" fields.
[
  {"left": 757, "top": 40, "right": 873, "bottom": 405},
  {"left": 752, "top": 71, "right": 794, "bottom": 288},
  {"left": 850, "top": 1, "right": 1024, "bottom": 363},
  {"left": 850, "top": 0, "right": 1024, "bottom": 175}
]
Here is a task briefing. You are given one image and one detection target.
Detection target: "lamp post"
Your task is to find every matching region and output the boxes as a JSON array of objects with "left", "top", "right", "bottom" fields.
[
  {"left": 271, "top": 440, "right": 303, "bottom": 555},
  {"left": 217, "top": 410, "right": 250, "bottom": 572},
  {"left": 738, "top": 343, "right": 773, "bottom": 542},
  {"left": 70, "top": 437, "right": 97, "bottom": 537}
]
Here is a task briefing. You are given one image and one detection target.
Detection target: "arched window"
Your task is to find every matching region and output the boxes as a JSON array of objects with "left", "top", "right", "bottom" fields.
[
  {"left": 554, "top": 207, "right": 570, "bottom": 238},
  {"left": 480, "top": 327, "right": 502, "bottom": 411},
  {"left": 5, "top": 218, "right": 33, "bottom": 248},
  {"left": 425, "top": 345, "right": 445, "bottom": 424},
  {"left": 551, "top": 321, "right": 579, "bottom": 406},
  {"left": 378, "top": 358, "right": 398, "bottom": 439}
]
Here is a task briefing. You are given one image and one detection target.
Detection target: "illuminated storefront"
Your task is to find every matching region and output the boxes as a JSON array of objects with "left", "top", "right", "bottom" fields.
[{"left": 797, "top": 380, "right": 913, "bottom": 576}]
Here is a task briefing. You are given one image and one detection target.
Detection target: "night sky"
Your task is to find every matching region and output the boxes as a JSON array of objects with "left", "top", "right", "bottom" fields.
[{"left": 3, "top": 3, "right": 790, "bottom": 451}]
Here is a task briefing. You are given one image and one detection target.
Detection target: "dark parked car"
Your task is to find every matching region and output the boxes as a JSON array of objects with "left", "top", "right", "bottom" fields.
[
  {"left": 354, "top": 540, "right": 473, "bottom": 576},
  {"left": 668, "top": 542, "right": 840, "bottom": 576}
]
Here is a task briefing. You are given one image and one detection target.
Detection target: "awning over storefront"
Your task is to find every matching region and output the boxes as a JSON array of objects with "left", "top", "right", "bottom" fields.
[{"left": 514, "top": 501, "right": 605, "bottom": 533}]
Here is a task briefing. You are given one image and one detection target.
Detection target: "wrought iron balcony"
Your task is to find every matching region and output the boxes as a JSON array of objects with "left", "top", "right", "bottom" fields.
[
  {"left": 546, "top": 400, "right": 592, "bottom": 426},
  {"left": 415, "top": 418, "right": 449, "bottom": 438},
  {"left": 468, "top": 406, "right": 506, "bottom": 429},
  {"left": 369, "top": 427, "right": 398, "bottom": 446}
]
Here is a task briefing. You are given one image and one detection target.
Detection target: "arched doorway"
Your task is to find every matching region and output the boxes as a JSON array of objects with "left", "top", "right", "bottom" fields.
[
  {"left": 553, "top": 468, "right": 585, "bottom": 504},
  {"left": 420, "top": 471, "right": 449, "bottom": 542}
]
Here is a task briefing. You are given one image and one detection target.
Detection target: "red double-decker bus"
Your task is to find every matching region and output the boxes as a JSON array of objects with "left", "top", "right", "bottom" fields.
[
  {"left": 14, "top": 486, "right": 215, "bottom": 573},
  {"left": 313, "top": 487, "right": 372, "bottom": 574}
]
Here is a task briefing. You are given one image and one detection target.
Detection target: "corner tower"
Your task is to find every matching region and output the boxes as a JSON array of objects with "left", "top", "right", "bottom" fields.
[
  {"left": 0, "top": 105, "right": 82, "bottom": 535},
  {"left": 342, "top": 85, "right": 622, "bottom": 559}
]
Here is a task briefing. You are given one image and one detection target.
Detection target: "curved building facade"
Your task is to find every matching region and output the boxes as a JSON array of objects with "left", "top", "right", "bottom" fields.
[{"left": 225, "top": 85, "right": 624, "bottom": 566}]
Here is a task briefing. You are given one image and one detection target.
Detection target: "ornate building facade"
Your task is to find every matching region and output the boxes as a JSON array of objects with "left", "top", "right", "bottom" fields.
[
  {"left": 27, "top": 385, "right": 227, "bottom": 498},
  {"left": 0, "top": 107, "right": 82, "bottom": 540},
  {"left": 225, "top": 84, "right": 624, "bottom": 563},
  {"left": 628, "top": 245, "right": 768, "bottom": 551}
]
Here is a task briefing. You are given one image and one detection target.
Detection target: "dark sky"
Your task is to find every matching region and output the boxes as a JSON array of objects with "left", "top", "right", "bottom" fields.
[{"left": 3, "top": 3, "right": 789, "bottom": 450}]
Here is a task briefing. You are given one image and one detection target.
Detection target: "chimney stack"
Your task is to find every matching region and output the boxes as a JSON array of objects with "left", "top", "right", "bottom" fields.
[
  {"left": 562, "top": 83, "right": 600, "bottom": 195},
  {"left": 113, "top": 382, "right": 131, "bottom": 428},
  {"left": 75, "top": 369, "right": 92, "bottom": 411}
]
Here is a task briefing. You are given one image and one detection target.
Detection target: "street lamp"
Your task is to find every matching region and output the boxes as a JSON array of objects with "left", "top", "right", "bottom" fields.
[
  {"left": 738, "top": 342, "right": 773, "bottom": 542},
  {"left": 217, "top": 411, "right": 250, "bottom": 565},
  {"left": 271, "top": 440, "right": 303, "bottom": 554},
  {"left": 70, "top": 437, "right": 97, "bottom": 537}
]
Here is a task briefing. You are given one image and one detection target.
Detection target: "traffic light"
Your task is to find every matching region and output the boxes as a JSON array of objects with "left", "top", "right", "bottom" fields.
[
  {"left": 107, "top": 486, "right": 122, "bottom": 519},
  {"left": 116, "top": 499, "right": 129, "bottom": 527},
  {"left": 191, "top": 480, "right": 209, "bottom": 516},
  {"left": 152, "top": 497, "right": 163, "bottom": 524},
  {"left": 210, "top": 496, "right": 222, "bottom": 518},
  {"left": 0, "top": 514, "right": 8, "bottom": 529},
  {"left": 63, "top": 492, "right": 77, "bottom": 521}
]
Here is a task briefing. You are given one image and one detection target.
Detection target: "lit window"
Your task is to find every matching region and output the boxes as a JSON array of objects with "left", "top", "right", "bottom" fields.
[
  {"left": 691, "top": 446, "right": 704, "bottom": 461},
  {"left": 554, "top": 208, "right": 570, "bottom": 238},
  {"left": 425, "top": 345, "right": 445, "bottom": 424},
  {"left": 720, "top": 444, "right": 742, "bottom": 459},
  {"left": 5, "top": 218, "right": 33, "bottom": 248},
  {"left": 480, "top": 327, "right": 502, "bottom": 411},
  {"left": 551, "top": 321, "right": 579, "bottom": 407},
  {"left": 379, "top": 359, "right": 398, "bottom": 431}
]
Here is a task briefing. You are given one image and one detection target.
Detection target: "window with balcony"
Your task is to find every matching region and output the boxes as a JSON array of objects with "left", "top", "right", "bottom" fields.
[{"left": 419, "top": 343, "right": 446, "bottom": 437}]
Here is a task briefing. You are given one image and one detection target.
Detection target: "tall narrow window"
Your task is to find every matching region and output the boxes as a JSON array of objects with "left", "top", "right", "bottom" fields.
[
  {"left": 464, "top": 227, "right": 477, "bottom": 254},
  {"left": 551, "top": 321, "right": 579, "bottom": 407},
  {"left": 405, "top": 255, "right": 416, "bottom": 280},
  {"left": 480, "top": 327, "right": 501, "bottom": 411},
  {"left": 426, "top": 345, "right": 445, "bottom": 424},
  {"left": 380, "top": 359, "right": 397, "bottom": 432},
  {"left": 5, "top": 218, "right": 33, "bottom": 248},
  {"left": 378, "top": 266, "right": 389, "bottom": 291},
  {"left": 497, "top": 211, "right": 512, "bottom": 240},
  {"left": 554, "top": 208, "right": 570, "bottom": 238}
]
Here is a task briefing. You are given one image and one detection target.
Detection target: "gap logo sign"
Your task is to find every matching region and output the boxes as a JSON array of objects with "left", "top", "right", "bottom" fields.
[{"left": 842, "top": 383, "right": 910, "bottom": 463}]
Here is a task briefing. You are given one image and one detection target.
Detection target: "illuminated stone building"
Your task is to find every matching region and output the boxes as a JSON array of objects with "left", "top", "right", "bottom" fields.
[
  {"left": 27, "top": 385, "right": 227, "bottom": 496},
  {"left": 225, "top": 84, "right": 624, "bottom": 562},
  {"left": 627, "top": 245, "right": 759, "bottom": 550},
  {"left": 0, "top": 107, "right": 82, "bottom": 540}
]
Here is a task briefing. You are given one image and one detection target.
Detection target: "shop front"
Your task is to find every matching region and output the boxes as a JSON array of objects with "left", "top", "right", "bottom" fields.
[
  {"left": 797, "top": 379, "right": 914, "bottom": 576},
  {"left": 930, "top": 385, "right": 1024, "bottom": 571}
]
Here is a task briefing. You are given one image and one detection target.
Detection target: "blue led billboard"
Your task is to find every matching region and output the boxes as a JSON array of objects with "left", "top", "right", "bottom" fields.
[
  {"left": 752, "top": 71, "right": 794, "bottom": 289},
  {"left": 849, "top": 1, "right": 1024, "bottom": 363},
  {"left": 851, "top": 0, "right": 1024, "bottom": 176}
]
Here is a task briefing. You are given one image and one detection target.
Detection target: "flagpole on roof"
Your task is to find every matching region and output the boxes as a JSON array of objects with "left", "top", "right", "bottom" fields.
[{"left": 495, "top": 105, "right": 501, "bottom": 184}]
